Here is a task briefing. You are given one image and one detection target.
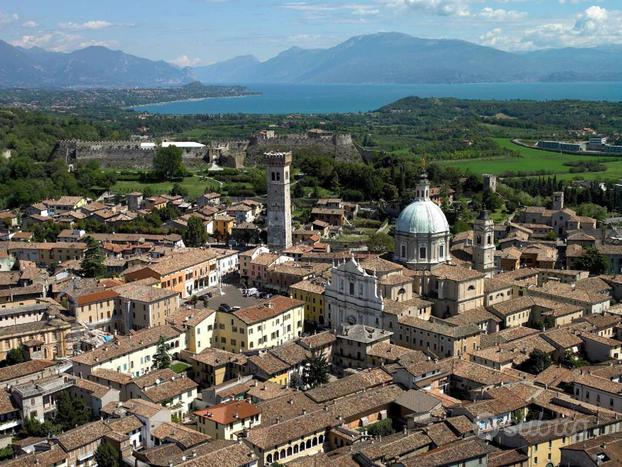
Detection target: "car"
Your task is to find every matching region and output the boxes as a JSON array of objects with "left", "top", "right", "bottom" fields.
[
  {"left": 259, "top": 292, "right": 272, "bottom": 299},
  {"left": 218, "top": 303, "right": 232, "bottom": 312},
  {"left": 231, "top": 305, "right": 241, "bottom": 311},
  {"left": 243, "top": 287, "right": 259, "bottom": 297}
]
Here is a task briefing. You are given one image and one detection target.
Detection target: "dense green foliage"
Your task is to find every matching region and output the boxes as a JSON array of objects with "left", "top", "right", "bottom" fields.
[
  {"left": 81, "top": 236, "right": 105, "bottom": 278},
  {"left": 183, "top": 216, "right": 209, "bottom": 247},
  {"left": 577, "top": 247, "right": 611, "bottom": 275},
  {"left": 153, "top": 146, "right": 186, "bottom": 181},
  {"left": 5, "top": 346, "right": 29, "bottom": 366},
  {"left": 302, "top": 350, "right": 330, "bottom": 388},
  {"left": 519, "top": 349, "right": 552, "bottom": 375},
  {"left": 154, "top": 336, "right": 172, "bottom": 369},
  {"left": 366, "top": 418, "right": 395, "bottom": 437},
  {"left": 54, "top": 390, "right": 92, "bottom": 429},
  {"left": 95, "top": 441, "right": 121, "bottom": 467}
]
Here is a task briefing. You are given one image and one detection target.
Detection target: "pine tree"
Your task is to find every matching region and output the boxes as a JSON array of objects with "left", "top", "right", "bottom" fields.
[
  {"left": 302, "top": 350, "right": 330, "bottom": 388},
  {"left": 153, "top": 336, "right": 171, "bottom": 369},
  {"left": 54, "top": 390, "right": 91, "bottom": 430},
  {"left": 80, "top": 236, "right": 105, "bottom": 278}
]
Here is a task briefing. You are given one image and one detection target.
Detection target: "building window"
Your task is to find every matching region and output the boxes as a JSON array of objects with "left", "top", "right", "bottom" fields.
[
  {"left": 419, "top": 247, "right": 426, "bottom": 259},
  {"left": 439, "top": 244, "right": 444, "bottom": 258},
  {"left": 401, "top": 244, "right": 406, "bottom": 257}
]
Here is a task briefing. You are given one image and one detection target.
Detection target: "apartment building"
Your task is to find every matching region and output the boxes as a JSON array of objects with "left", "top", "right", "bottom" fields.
[
  {"left": 195, "top": 400, "right": 261, "bottom": 440},
  {"left": 71, "top": 325, "right": 185, "bottom": 379},
  {"left": 124, "top": 248, "right": 222, "bottom": 298},
  {"left": 215, "top": 296, "right": 305, "bottom": 353}
]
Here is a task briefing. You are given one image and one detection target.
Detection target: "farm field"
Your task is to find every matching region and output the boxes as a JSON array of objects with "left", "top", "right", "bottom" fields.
[
  {"left": 440, "top": 138, "right": 622, "bottom": 179},
  {"left": 111, "top": 175, "right": 215, "bottom": 198}
]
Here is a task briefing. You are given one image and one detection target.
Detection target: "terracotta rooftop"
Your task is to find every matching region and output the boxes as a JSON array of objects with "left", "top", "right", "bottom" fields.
[
  {"left": 195, "top": 400, "right": 261, "bottom": 425},
  {"left": 232, "top": 295, "right": 304, "bottom": 325}
]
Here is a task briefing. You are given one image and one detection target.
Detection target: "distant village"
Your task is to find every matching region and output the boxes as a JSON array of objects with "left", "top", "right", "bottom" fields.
[{"left": 2, "top": 149, "right": 622, "bottom": 467}]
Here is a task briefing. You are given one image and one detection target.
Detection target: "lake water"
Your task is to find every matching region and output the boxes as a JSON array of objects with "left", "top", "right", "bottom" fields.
[{"left": 134, "top": 82, "right": 622, "bottom": 115}]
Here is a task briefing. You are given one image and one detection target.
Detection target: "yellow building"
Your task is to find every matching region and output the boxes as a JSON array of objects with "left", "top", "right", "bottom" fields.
[
  {"left": 215, "top": 295, "right": 304, "bottom": 353},
  {"left": 213, "top": 214, "right": 234, "bottom": 240},
  {"left": 69, "top": 288, "right": 119, "bottom": 332},
  {"left": 5, "top": 241, "right": 87, "bottom": 267},
  {"left": 195, "top": 400, "right": 261, "bottom": 440},
  {"left": 289, "top": 278, "right": 326, "bottom": 325},
  {"left": 495, "top": 416, "right": 622, "bottom": 467},
  {"left": 167, "top": 307, "right": 216, "bottom": 354}
]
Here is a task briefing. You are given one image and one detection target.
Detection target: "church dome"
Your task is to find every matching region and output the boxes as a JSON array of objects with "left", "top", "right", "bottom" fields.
[{"left": 396, "top": 199, "right": 450, "bottom": 235}]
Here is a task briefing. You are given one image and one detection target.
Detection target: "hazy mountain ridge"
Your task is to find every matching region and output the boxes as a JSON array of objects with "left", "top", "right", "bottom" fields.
[
  {"left": 192, "top": 33, "right": 622, "bottom": 85},
  {"left": 0, "top": 40, "right": 192, "bottom": 88},
  {"left": 1, "top": 32, "right": 621, "bottom": 88}
]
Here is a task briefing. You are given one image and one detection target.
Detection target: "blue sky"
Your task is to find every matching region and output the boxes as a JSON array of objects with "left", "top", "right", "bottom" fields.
[{"left": 1, "top": 0, "right": 621, "bottom": 65}]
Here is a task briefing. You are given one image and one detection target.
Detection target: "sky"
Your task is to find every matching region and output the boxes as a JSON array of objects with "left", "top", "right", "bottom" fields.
[{"left": 1, "top": 0, "right": 621, "bottom": 66}]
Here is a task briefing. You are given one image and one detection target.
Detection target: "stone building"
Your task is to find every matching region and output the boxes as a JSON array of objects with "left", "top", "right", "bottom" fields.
[
  {"left": 394, "top": 173, "right": 451, "bottom": 270},
  {"left": 473, "top": 210, "right": 496, "bottom": 277},
  {"left": 265, "top": 152, "right": 293, "bottom": 251}
]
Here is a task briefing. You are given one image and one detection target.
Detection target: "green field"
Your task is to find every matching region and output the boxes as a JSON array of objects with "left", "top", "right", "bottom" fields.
[
  {"left": 440, "top": 138, "right": 622, "bottom": 180},
  {"left": 111, "top": 175, "right": 215, "bottom": 199}
]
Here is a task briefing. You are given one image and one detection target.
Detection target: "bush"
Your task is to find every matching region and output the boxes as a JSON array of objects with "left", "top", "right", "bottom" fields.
[{"left": 366, "top": 418, "right": 395, "bottom": 437}]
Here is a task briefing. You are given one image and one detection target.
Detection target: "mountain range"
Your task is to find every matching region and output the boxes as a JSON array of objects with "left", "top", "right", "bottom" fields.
[
  {"left": 0, "top": 40, "right": 192, "bottom": 88},
  {"left": 193, "top": 33, "right": 622, "bottom": 84},
  {"left": 1, "top": 32, "right": 621, "bottom": 88}
]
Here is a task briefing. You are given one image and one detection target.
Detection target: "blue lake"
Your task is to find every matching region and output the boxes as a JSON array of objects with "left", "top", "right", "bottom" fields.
[{"left": 134, "top": 82, "right": 622, "bottom": 115}]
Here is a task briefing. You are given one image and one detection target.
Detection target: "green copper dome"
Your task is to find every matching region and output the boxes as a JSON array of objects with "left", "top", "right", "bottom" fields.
[{"left": 396, "top": 200, "right": 450, "bottom": 235}]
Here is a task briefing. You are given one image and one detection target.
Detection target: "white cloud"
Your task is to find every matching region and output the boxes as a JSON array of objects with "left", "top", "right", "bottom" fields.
[
  {"left": 59, "top": 20, "right": 114, "bottom": 30},
  {"left": 480, "top": 5, "right": 622, "bottom": 51},
  {"left": 170, "top": 54, "right": 202, "bottom": 67},
  {"left": 282, "top": 2, "right": 380, "bottom": 19},
  {"left": 382, "top": 0, "right": 471, "bottom": 17},
  {"left": 11, "top": 32, "right": 118, "bottom": 52},
  {"left": 0, "top": 11, "right": 18, "bottom": 25},
  {"left": 478, "top": 7, "right": 526, "bottom": 21},
  {"left": 22, "top": 20, "right": 38, "bottom": 28}
]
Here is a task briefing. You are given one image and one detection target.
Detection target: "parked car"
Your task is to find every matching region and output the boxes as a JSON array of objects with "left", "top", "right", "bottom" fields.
[
  {"left": 243, "top": 287, "right": 258, "bottom": 297},
  {"left": 218, "top": 303, "right": 232, "bottom": 312}
]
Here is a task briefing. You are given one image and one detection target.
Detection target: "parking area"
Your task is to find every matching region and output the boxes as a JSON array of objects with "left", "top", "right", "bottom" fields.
[{"left": 200, "top": 284, "right": 267, "bottom": 311}]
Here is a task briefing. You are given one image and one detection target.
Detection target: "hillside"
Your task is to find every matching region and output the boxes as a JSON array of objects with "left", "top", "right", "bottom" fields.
[
  {"left": 0, "top": 41, "right": 192, "bottom": 88},
  {"left": 193, "top": 32, "right": 622, "bottom": 85}
]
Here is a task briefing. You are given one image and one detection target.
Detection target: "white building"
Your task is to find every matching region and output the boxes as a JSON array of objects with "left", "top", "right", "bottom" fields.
[{"left": 394, "top": 173, "right": 451, "bottom": 270}]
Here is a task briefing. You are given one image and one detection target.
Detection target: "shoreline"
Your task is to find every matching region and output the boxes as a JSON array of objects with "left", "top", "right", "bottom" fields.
[{"left": 129, "top": 92, "right": 258, "bottom": 110}]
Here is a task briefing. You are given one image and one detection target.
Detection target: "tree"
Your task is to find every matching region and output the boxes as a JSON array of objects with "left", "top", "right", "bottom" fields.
[
  {"left": 81, "top": 236, "right": 105, "bottom": 278},
  {"left": 54, "top": 390, "right": 91, "bottom": 430},
  {"left": 5, "top": 346, "right": 29, "bottom": 365},
  {"left": 577, "top": 247, "right": 610, "bottom": 275},
  {"left": 292, "top": 181, "right": 305, "bottom": 199},
  {"left": 22, "top": 416, "right": 60, "bottom": 437},
  {"left": 183, "top": 216, "right": 208, "bottom": 247},
  {"left": 302, "top": 350, "right": 330, "bottom": 388},
  {"left": 153, "top": 336, "right": 171, "bottom": 369},
  {"left": 153, "top": 146, "right": 185, "bottom": 181},
  {"left": 366, "top": 418, "right": 395, "bottom": 437},
  {"left": 367, "top": 232, "right": 395, "bottom": 254},
  {"left": 519, "top": 349, "right": 552, "bottom": 375},
  {"left": 170, "top": 183, "right": 189, "bottom": 197},
  {"left": 95, "top": 441, "right": 120, "bottom": 467}
]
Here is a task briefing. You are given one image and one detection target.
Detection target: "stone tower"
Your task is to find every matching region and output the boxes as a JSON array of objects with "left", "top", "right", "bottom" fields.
[
  {"left": 483, "top": 174, "right": 497, "bottom": 193},
  {"left": 552, "top": 191, "right": 564, "bottom": 210},
  {"left": 473, "top": 210, "right": 495, "bottom": 277},
  {"left": 265, "top": 151, "right": 293, "bottom": 250}
]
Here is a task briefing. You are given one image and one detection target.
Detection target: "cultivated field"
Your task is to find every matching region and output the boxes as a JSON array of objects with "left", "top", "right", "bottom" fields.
[{"left": 441, "top": 138, "right": 622, "bottom": 180}]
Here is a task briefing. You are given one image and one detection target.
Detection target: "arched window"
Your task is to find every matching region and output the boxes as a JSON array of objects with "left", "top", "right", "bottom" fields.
[
  {"left": 280, "top": 449, "right": 286, "bottom": 459},
  {"left": 267, "top": 454, "right": 273, "bottom": 463},
  {"left": 300, "top": 442, "right": 305, "bottom": 451},
  {"left": 294, "top": 445, "right": 299, "bottom": 454},
  {"left": 287, "top": 447, "right": 292, "bottom": 456},
  {"left": 468, "top": 285, "right": 475, "bottom": 291},
  {"left": 319, "top": 434, "right": 324, "bottom": 444},
  {"left": 306, "top": 439, "right": 312, "bottom": 449},
  {"left": 274, "top": 451, "right": 279, "bottom": 461},
  {"left": 312, "top": 437, "right": 318, "bottom": 446}
]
